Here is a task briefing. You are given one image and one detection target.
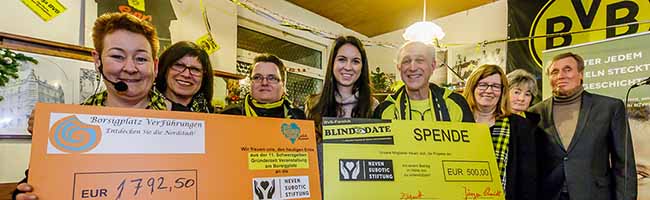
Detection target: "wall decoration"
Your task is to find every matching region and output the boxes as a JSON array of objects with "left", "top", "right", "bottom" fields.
[
  {"left": 448, "top": 43, "right": 506, "bottom": 84},
  {"left": 0, "top": 48, "right": 38, "bottom": 101},
  {"left": 0, "top": 50, "right": 94, "bottom": 138}
]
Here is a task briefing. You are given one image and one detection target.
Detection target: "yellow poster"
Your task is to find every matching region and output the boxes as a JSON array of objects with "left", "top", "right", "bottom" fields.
[
  {"left": 127, "top": 0, "right": 145, "bottom": 12},
  {"left": 21, "top": 0, "right": 66, "bottom": 22},
  {"left": 195, "top": 33, "right": 220, "bottom": 55},
  {"left": 323, "top": 118, "right": 504, "bottom": 200}
]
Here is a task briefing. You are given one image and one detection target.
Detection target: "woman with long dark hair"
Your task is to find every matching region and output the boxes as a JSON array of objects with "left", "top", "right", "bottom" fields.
[
  {"left": 306, "top": 36, "right": 378, "bottom": 138},
  {"left": 305, "top": 36, "right": 378, "bottom": 197}
]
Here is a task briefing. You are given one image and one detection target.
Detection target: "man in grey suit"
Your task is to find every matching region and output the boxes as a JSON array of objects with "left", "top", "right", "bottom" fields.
[{"left": 530, "top": 52, "right": 636, "bottom": 200}]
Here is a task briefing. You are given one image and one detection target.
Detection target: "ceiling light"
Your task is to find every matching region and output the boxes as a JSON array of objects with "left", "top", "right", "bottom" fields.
[{"left": 402, "top": 0, "right": 445, "bottom": 44}]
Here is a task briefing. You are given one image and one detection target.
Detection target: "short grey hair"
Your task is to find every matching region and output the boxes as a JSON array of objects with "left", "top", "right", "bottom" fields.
[
  {"left": 395, "top": 41, "right": 436, "bottom": 64},
  {"left": 507, "top": 69, "right": 538, "bottom": 97},
  {"left": 546, "top": 52, "right": 584, "bottom": 75}
]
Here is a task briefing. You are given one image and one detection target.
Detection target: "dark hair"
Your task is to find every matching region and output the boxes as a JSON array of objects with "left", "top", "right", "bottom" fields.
[
  {"left": 547, "top": 52, "right": 584, "bottom": 74},
  {"left": 155, "top": 41, "right": 213, "bottom": 111},
  {"left": 307, "top": 36, "right": 373, "bottom": 122},
  {"left": 93, "top": 12, "right": 159, "bottom": 56},
  {"left": 251, "top": 54, "right": 286, "bottom": 83}
]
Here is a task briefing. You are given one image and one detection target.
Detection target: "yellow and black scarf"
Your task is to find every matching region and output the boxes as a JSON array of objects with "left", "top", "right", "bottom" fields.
[
  {"left": 385, "top": 84, "right": 451, "bottom": 121},
  {"left": 188, "top": 93, "right": 212, "bottom": 113},
  {"left": 243, "top": 94, "right": 295, "bottom": 119}
]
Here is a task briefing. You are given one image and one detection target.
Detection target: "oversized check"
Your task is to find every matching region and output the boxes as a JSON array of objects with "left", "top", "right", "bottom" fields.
[
  {"left": 28, "top": 103, "right": 321, "bottom": 200},
  {"left": 322, "top": 118, "right": 504, "bottom": 200}
]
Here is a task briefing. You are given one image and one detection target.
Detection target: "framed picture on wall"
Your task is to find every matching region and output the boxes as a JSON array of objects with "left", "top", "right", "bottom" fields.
[{"left": 0, "top": 49, "right": 97, "bottom": 139}]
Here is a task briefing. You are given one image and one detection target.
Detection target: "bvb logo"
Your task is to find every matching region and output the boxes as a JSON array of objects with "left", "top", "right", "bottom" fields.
[
  {"left": 529, "top": 0, "right": 650, "bottom": 67},
  {"left": 280, "top": 122, "right": 301, "bottom": 144},
  {"left": 49, "top": 115, "right": 102, "bottom": 154}
]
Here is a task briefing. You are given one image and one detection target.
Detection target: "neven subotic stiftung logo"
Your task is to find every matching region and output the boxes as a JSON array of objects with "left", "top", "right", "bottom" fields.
[
  {"left": 340, "top": 160, "right": 361, "bottom": 180},
  {"left": 49, "top": 115, "right": 102, "bottom": 154},
  {"left": 253, "top": 179, "right": 277, "bottom": 200},
  {"left": 339, "top": 159, "right": 395, "bottom": 181}
]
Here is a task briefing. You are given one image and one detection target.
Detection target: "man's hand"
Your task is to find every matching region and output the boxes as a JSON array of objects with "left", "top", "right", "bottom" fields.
[{"left": 27, "top": 109, "right": 35, "bottom": 134}]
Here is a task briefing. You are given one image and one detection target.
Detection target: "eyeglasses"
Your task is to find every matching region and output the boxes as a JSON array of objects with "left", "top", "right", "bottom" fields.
[
  {"left": 476, "top": 83, "right": 503, "bottom": 92},
  {"left": 171, "top": 63, "right": 203, "bottom": 77},
  {"left": 251, "top": 74, "right": 281, "bottom": 84}
]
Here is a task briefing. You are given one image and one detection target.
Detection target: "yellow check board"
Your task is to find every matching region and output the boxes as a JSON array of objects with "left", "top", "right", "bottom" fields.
[{"left": 323, "top": 118, "right": 504, "bottom": 200}]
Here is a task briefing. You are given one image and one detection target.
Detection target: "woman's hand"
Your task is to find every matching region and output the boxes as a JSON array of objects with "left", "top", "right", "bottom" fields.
[{"left": 15, "top": 183, "right": 38, "bottom": 200}]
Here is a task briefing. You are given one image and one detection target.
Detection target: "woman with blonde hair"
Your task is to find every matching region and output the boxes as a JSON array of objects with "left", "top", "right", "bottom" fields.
[{"left": 463, "top": 64, "right": 538, "bottom": 200}]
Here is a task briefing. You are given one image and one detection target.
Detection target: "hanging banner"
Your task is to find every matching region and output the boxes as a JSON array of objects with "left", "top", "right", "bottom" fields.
[
  {"left": 541, "top": 32, "right": 650, "bottom": 100},
  {"left": 28, "top": 103, "right": 321, "bottom": 200},
  {"left": 507, "top": 0, "right": 650, "bottom": 84},
  {"left": 322, "top": 118, "right": 503, "bottom": 200},
  {"left": 96, "top": 0, "right": 177, "bottom": 51}
]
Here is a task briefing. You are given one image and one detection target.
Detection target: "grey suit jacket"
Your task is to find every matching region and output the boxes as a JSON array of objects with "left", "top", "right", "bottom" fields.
[{"left": 529, "top": 91, "right": 636, "bottom": 200}]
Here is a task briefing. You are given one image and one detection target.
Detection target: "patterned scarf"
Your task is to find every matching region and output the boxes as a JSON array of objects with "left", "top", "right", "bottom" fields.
[
  {"left": 81, "top": 88, "right": 167, "bottom": 110},
  {"left": 490, "top": 117, "right": 511, "bottom": 190}
]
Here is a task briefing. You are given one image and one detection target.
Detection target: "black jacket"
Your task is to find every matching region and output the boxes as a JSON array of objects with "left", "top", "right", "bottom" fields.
[
  {"left": 504, "top": 114, "right": 538, "bottom": 200},
  {"left": 529, "top": 92, "right": 637, "bottom": 200},
  {"left": 220, "top": 102, "right": 306, "bottom": 119}
]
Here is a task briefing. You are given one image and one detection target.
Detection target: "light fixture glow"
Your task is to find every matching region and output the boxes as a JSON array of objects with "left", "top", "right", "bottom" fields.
[
  {"left": 402, "top": 21, "right": 445, "bottom": 44},
  {"left": 402, "top": 0, "right": 445, "bottom": 44}
]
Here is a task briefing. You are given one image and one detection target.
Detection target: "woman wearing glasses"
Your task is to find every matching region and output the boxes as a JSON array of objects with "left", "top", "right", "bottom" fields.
[
  {"left": 462, "top": 64, "right": 538, "bottom": 200},
  {"left": 220, "top": 54, "right": 305, "bottom": 119},
  {"left": 155, "top": 41, "right": 214, "bottom": 112}
]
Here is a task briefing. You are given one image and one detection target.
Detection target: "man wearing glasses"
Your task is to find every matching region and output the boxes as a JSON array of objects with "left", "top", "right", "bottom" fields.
[{"left": 221, "top": 54, "right": 305, "bottom": 119}]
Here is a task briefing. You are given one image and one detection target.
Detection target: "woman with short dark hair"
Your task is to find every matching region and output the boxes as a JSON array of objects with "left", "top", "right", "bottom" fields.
[{"left": 155, "top": 41, "right": 214, "bottom": 112}]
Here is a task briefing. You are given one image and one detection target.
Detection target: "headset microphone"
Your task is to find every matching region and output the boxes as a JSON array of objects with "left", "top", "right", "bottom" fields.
[{"left": 97, "top": 60, "right": 128, "bottom": 92}]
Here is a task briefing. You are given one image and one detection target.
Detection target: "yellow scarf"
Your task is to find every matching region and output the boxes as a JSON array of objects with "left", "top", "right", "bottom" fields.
[
  {"left": 386, "top": 84, "right": 450, "bottom": 121},
  {"left": 243, "top": 94, "right": 292, "bottom": 118}
]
